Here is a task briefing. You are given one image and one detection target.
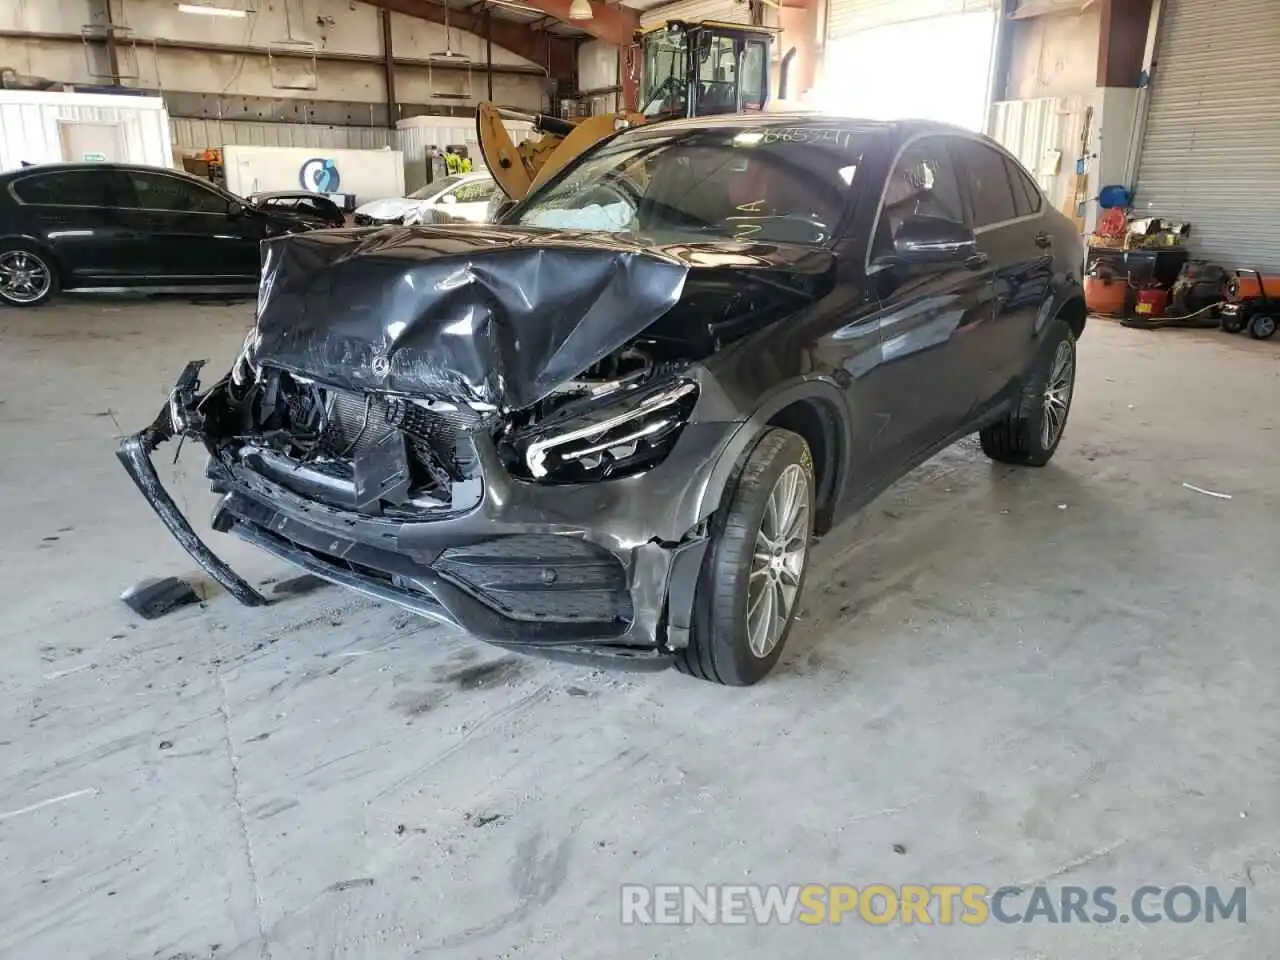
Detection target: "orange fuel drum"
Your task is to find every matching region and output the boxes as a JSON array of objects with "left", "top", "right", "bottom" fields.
[{"left": 1225, "top": 273, "right": 1280, "bottom": 301}]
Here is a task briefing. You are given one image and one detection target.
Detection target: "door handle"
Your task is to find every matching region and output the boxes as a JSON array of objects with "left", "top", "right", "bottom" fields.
[
  {"left": 964, "top": 252, "right": 989, "bottom": 270},
  {"left": 1034, "top": 231, "right": 1053, "bottom": 249}
]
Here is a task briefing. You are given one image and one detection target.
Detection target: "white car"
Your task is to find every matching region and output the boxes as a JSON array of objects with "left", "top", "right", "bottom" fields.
[
  {"left": 353, "top": 173, "right": 498, "bottom": 226},
  {"left": 403, "top": 173, "right": 501, "bottom": 226}
]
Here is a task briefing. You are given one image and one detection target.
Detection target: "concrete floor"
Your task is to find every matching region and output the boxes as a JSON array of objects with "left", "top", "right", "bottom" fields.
[{"left": 1, "top": 298, "right": 1277, "bottom": 959}]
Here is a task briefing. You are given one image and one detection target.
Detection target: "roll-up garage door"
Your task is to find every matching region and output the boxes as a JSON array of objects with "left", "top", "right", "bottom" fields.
[
  {"left": 640, "top": 0, "right": 748, "bottom": 31},
  {"left": 819, "top": 0, "right": 998, "bottom": 129},
  {"left": 1134, "top": 0, "right": 1280, "bottom": 271}
]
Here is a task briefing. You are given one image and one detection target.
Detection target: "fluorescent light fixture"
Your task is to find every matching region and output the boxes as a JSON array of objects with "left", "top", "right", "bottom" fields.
[
  {"left": 568, "top": 0, "right": 593, "bottom": 20},
  {"left": 177, "top": 3, "right": 249, "bottom": 17}
]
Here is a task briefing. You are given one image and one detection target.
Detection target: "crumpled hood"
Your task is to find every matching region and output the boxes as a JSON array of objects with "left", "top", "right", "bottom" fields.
[
  {"left": 353, "top": 198, "right": 418, "bottom": 221},
  {"left": 250, "top": 223, "right": 833, "bottom": 410}
]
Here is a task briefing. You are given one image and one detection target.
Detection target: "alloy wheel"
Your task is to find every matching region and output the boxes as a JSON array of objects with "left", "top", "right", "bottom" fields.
[
  {"left": 746, "top": 463, "right": 810, "bottom": 658},
  {"left": 0, "top": 250, "right": 52, "bottom": 304},
  {"left": 1041, "top": 339, "right": 1075, "bottom": 449}
]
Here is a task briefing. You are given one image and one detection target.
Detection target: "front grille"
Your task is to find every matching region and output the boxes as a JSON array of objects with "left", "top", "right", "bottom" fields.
[{"left": 433, "top": 536, "right": 633, "bottom": 625}]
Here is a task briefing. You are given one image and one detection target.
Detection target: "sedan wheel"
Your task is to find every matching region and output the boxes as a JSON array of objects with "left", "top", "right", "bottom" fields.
[
  {"left": 746, "top": 463, "right": 810, "bottom": 658},
  {"left": 0, "top": 248, "right": 56, "bottom": 307}
]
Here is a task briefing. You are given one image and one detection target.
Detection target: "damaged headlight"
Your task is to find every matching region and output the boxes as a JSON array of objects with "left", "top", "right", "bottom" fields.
[{"left": 511, "top": 380, "right": 698, "bottom": 484}]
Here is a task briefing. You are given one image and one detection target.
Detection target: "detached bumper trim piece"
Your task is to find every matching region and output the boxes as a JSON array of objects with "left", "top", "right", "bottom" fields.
[{"left": 116, "top": 433, "right": 269, "bottom": 608}]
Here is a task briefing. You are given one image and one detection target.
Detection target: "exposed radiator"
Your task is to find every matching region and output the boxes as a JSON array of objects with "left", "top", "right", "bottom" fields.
[{"left": 323, "top": 390, "right": 475, "bottom": 466}]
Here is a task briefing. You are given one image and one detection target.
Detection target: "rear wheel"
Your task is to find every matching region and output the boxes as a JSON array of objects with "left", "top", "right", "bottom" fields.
[
  {"left": 980, "top": 319, "right": 1076, "bottom": 467},
  {"left": 1248, "top": 314, "right": 1277, "bottom": 340},
  {"left": 0, "top": 244, "right": 58, "bottom": 307},
  {"left": 676, "top": 428, "right": 814, "bottom": 686}
]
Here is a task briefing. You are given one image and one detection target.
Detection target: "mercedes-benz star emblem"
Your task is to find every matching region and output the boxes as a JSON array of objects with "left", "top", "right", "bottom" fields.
[{"left": 371, "top": 354, "right": 391, "bottom": 378}]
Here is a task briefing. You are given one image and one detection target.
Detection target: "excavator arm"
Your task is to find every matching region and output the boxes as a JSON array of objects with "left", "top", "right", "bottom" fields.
[{"left": 476, "top": 101, "right": 645, "bottom": 203}]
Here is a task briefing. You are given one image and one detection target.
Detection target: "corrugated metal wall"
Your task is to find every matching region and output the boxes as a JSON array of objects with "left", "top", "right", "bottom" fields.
[
  {"left": 827, "top": 0, "right": 994, "bottom": 41},
  {"left": 1134, "top": 0, "right": 1280, "bottom": 270},
  {"left": 989, "top": 95, "right": 1092, "bottom": 215},
  {"left": 170, "top": 118, "right": 396, "bottom": 152},
  {"left": 0, "top": 92, "right": 172, "bottom": 171}
]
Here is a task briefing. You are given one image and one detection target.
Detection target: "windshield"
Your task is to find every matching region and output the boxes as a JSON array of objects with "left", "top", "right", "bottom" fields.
[
  {"left": 513, "top": 123, "right": 868, "bottom": 247},
  {"left": 408, "top": 175, "right": 464, "bottom": 201}
]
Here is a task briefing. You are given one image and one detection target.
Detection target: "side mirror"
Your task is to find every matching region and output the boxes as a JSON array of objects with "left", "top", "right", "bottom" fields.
[
  {"left": 227, "top": 200, "right": 245, "bottom": 218},
  {"left": 440, "top": 194, "right": 457, "bottom": 205},
  {"left": 891, "top": 215, "right": 979, "bottom": 268}
]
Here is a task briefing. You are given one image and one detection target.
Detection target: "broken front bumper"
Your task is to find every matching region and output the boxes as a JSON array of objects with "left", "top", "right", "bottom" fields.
[{"left": 119, "top": 363, "right": 744, "bottom": 666}]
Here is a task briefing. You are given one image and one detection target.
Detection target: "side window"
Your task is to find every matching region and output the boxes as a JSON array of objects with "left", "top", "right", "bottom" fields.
[
  {"left": 874, "top": 137, "right": 964, "bottom": 256},
  {"left": 957, "top": 141, "right": 1018, "bottom": 227},
  {"left": 11, "top": 170, "right": 120, "bottom": 206},
  {"left": 1004, "top": 155, "right": 1043, "bottom": 217},
  {"left": 453, "top": 181, "right": 495, "bottom": 203},
  {"left": 125, "top": 172, "right": 228, "bottom": 213}
]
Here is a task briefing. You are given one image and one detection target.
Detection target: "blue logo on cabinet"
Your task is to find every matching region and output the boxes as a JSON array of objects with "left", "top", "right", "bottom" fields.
[{"left": 299, "top": 158, "right": 341, "bottom": 193}]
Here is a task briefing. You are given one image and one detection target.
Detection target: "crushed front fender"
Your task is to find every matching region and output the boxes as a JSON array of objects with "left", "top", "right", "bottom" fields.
[{"left": 116, "top": 361, "right": 269, "bottom": 608}]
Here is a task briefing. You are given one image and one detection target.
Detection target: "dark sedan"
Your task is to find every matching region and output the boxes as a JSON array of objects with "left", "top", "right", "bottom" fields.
[
  {"left": 247, "top": 191, "right": 347, "bottom": 229},
  {"left": 120, "top": 115, "right": 1085, "bottom": 685},
  {"left": 0, "top": 163, "right": 318, "bottom": 307}
]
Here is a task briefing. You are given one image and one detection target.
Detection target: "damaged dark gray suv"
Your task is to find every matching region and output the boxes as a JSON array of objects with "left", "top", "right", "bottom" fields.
[{"left": 120, "top": 115, "right": 1085, "bottom": 685}]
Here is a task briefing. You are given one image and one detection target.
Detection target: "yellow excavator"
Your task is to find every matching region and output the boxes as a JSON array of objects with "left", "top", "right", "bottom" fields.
[{"left": 477, "top": 19, "right": 777, "bottom": 202}]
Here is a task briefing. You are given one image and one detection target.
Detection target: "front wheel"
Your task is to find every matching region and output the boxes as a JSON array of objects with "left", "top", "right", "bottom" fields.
[
  {"left": 0, "top": 244, "right": 58, "bottom": 307},
  {"left": 676, "top": 428, "right": 814, "bottom": 686},
  {"left": 980, "top": 319, "right": 1077, "bottom": 467}
]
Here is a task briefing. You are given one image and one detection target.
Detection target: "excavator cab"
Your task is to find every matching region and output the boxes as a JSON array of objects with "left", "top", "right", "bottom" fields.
[
  {"left": 476, "top": 20, "right": 775, "bottom": 203},
  {"left": 639, "top": 20, "right": 773, "bottom": 120}
]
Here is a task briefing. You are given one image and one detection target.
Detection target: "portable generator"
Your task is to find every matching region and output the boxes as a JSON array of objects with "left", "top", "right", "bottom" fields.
[{"left": 1221, "top": 269, "right": 1280, "bottom": 339}]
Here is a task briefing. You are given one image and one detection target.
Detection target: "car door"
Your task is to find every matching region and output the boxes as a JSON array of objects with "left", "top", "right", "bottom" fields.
[
  {"left": 860, "top": 135, "right": 993, "bottom": 465},
  {"left": 953, "top": 138, "right": 1051, "bottom": 409},
  {"left": 118, "top": 170, "right": 261, "bottom": 283},
  {"left": 7, "top": 168, "right": 135, "bottom": 284}
]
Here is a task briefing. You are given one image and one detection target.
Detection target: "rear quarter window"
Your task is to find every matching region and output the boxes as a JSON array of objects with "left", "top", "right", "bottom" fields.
[
  {"left": 1004, "top": 155, "right": 1043, "bottom": 217},
  {"left": 10, "top": 170, "right": 115, "bottom": 206}
]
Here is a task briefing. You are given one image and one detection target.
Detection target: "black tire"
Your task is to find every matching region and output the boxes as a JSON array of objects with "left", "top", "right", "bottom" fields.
[
  {"left": 980, "top": 318, "right": 1077, "bottom": 467},
  {"left": 1248, "top": 314, "right": 1277, "bottom": 340},
  {"left": 1221, "top": 314, "right": 1248, "bottom": 334},
  {"left": 675, "top": 428, "right": 815, "bottom": 686},
  {"left": 0, "top": 242, "right": 59, "bottom": 308}
]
